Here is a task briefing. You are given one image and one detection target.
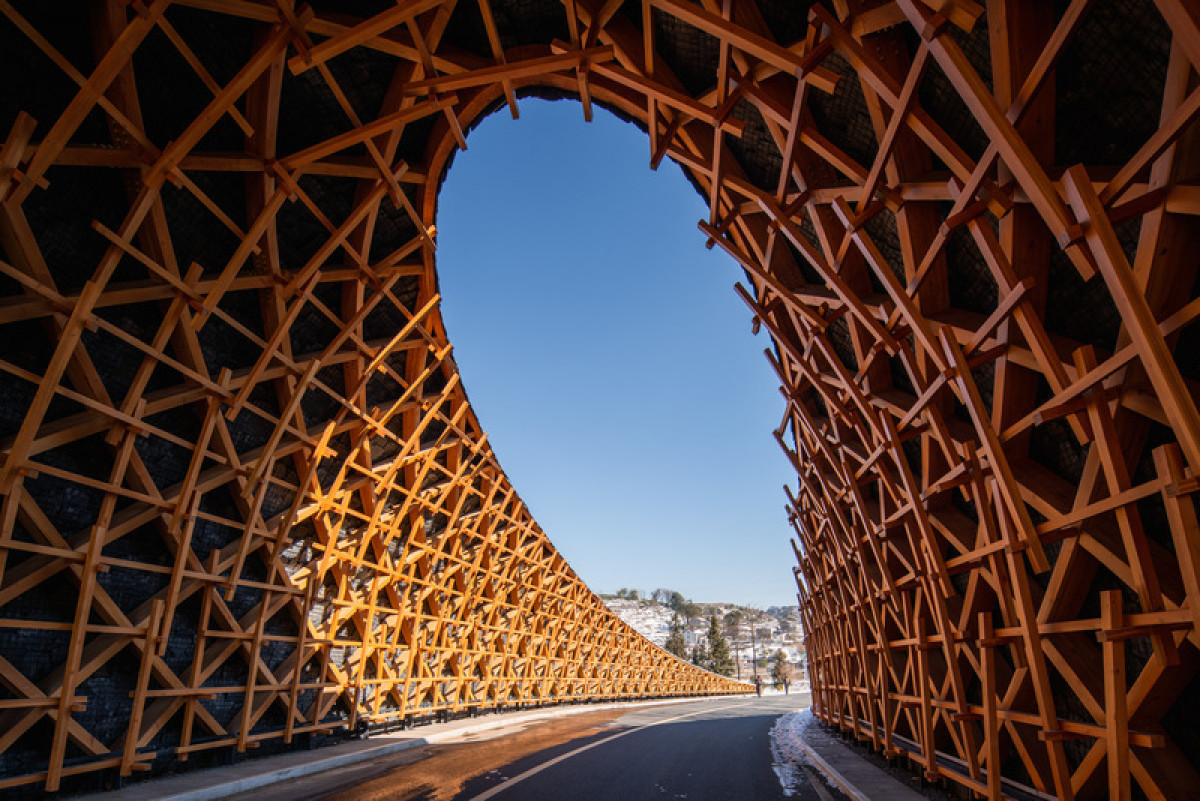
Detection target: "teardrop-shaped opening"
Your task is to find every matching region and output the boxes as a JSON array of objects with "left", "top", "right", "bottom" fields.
[{"left": 437, "top": 99, "right": 797, "bottom": 607}]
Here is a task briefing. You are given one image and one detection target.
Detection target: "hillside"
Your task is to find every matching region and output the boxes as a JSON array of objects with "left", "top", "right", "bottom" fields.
[{"left": 602, "top": 597, "right": 806, "bottom": 677}]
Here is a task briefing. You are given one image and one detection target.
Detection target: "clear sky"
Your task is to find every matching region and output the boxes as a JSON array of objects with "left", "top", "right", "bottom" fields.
[{"left": 435, "top": 98, "right": 799, "bottom": 609}]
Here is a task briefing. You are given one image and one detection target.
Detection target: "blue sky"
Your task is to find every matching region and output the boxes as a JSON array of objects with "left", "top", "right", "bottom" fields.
[{"left": 435, "top": 99, "right": 799, "bottom": 609}]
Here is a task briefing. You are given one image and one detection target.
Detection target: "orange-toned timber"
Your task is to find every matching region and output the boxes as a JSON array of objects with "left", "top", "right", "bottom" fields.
[{"left": 0, "top": 1, "right": 1199, "bottom": 799}]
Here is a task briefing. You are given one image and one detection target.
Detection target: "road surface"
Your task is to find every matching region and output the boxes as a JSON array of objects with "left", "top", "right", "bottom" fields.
[{"left": 237, "top": 693, "right": 845, "bottom": 801}]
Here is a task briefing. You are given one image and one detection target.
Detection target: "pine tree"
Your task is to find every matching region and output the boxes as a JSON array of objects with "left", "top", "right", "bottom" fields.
[
  {"left": 770, "top": 649, "right": 789, "bottom": 686},
  {"left": 706, "top": 614, "right": 734, "bottom": 676},
  {"left": 667, "top": 591, "right": 685, "bottom": 613},
  {"left": 690, "top": 641, "right": 708, "bottom": 668},
  {"left": 679, "top": 600, "right": 700, "bottom": 627},
  {"left": 723, "top": 609, "right": 743, "bottom": 641},
  {"left": 665, "top": 613, "right": 688, "bottom": 659}
]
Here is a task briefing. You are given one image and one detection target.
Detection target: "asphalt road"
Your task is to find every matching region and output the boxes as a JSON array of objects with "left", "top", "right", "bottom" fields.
[
  {"left": 236, "top": 694, "right": 845, "bottom": 801},
  {"left": 453, "top": 694, "right": 828, "bottom": 801}
]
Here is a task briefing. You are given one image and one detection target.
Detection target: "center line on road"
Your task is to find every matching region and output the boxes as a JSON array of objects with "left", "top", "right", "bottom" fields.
[{"left": 466, "top": 701, "right": 754, "bottom": 800}]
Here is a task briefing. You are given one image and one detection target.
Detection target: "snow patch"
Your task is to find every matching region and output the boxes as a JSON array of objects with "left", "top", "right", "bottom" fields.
[
  {"left": 603, "top": 599, "right": 808, "bottom": 668},
  {"left": 769, "top": 711, "right": 815, "bottom": 797}
]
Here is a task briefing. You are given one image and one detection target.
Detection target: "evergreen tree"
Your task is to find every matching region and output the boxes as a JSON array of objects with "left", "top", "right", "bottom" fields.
[
  {"left": 770, "top": 649, "right": 789, "bottom": 686},
  {"left": 706, "top": 614, "right": 734, "bottom": 676},
  {"left": 723, "top": 609, "right": 743, "bottom": 642},
  {"left": 690, "top": 640, "right": 708, "bottom": 669},
  {"left": 665, "top": 613, "right": 688, "bottom": 659},
  {"left": 667, "top": 591, "right": 686, "bottom": 612},
  {"left": 679, "top": 600, "right": 700, "bottom": 628}
]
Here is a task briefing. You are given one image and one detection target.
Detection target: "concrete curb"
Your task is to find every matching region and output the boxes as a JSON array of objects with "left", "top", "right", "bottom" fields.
[
  {"left": 791, "top": 733, "right": 872, "bottom": 801},
  {"left": 785, "top": 710, "right": 927, "bottom": 801}
]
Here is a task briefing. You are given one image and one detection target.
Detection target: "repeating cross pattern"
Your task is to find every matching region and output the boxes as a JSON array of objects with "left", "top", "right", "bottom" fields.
[{"left": 0, "top": 2, "right": 1199, "bottom": 799}]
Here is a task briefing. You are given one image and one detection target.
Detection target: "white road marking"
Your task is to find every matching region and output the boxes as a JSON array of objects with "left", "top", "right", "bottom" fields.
[{"left": 467, "top": 701, "right": 752, "bottom": 800}]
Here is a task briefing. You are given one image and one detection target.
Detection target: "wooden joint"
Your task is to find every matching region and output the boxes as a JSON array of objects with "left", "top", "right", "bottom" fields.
[
  {"left": 128, "top": 0, "right": 153, "bottom": 19},
  {"left": 978, "top": 635, "right": 1019, "bottom": 647},
  {"left": 650, "top": 115, "right": 684, "bottom": 171},
  {"left": 984, "top": 181, "right": 1016, "bottom": 219},
  {"left": 797, "top": 37, "right": 832, "bottom": 75},
  {"left": 1038, "top": 729, "right": 1092, "bottom": 742},
  {"left": 965, "top": 343, "right": 1008, "bottom": 369},
  {"left": 1006, "top": 533, "right": 1033, "bottom": 553},
  {"left": 1109, "top": 185, "right": 1169, "bottom": 225},
  {"left": 1031, "top": 383, "right": 1120, "bottom": 426},
  {"left": 847, "top": 199, "right": 885, "bottom": 233},
  {"left": 1138, "top": 733, "right": 1168, "bottom": 749},
  {"left": 268, "top": 161, "right": 300, "bottom": 201},
  {"left": 111, "top": 418, "right": 149, "bottom": 439},
  {"left": 700, "top": 216, "right": 738, "bottom": 250},
  {"left": 206, "top": 390, "right": 237, "bottom": 411},
  {"left": 1056, "top": 222, "right": 1088, "bottom": 250},
  {"left": 920, "top": 12, "right": 951, "bottom": 42},
  {"left": 797, "top": 37, "right": 835, "bottom": 78},
  {"left": 941, "top": 198, "right": 990, "bottom": 233},
  {"left": 712, "top": 85, "right": 746, "bottom": 125},
  {"left": 768, "top": 192, "right": 812, "bottom": 233},
  {"left": 1096, "top": 623, "right": 1175, "bottom": 643},
  {"left": 1166, "top": 477, "right": 1200, "bottom": 497},
  {"left": 136, "top": 142, "right": 162, "bottom": 166},
  {"left": 267, "top": 271, "right": 293, "bottom": 288},
  {"left": 6, "top": 167, "right": 49, "bottom": 193}
]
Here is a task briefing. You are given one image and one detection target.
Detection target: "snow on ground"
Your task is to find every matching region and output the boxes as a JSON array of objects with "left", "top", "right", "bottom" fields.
[
  {"left": 603, "top": 598, "right": 808, "bottom": 667},
  {"left": 769, "top": 710, "right": 815, "bottom": 797},
  {"left": 759, "top": 681, "right": 810, "bottom": 696},
  {"left": 605, "top": 599, "right": 672, "bottom": 646}
]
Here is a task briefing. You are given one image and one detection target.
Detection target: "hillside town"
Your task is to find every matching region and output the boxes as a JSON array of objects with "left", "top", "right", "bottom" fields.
[{"left": 601, "top": 590, "right": 806, "bottom": 685}]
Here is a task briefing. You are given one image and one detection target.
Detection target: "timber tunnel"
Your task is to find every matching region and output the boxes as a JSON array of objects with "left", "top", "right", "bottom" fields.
[{"left": 0, "top": 1, "right": 1198, "bottom": 799}]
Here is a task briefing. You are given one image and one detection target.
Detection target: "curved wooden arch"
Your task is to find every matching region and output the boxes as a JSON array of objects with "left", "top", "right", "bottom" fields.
[{"left": 1, "top": 1, "right": 1200, "bottom": 798}]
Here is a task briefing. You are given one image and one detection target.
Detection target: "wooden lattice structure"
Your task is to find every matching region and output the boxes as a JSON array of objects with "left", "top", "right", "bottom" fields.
[
  {"left": 0, "top": 0, "right": 1198, "bottom": 798},
  {"left": 0, "top": 1, "right": 765, "bottom": 795}
]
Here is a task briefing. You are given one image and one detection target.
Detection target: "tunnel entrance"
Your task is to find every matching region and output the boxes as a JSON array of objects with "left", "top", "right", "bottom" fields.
[{"left": 0, "top": 2, "right": 1198, "bottom": 798}]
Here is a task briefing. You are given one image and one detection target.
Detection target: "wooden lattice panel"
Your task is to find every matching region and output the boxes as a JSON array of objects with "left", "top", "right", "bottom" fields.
[
  {"left": 0, "top": 1, "right": 754, "bottom": 794},
  {"left": 1, "top": 1, "right": 1199, "bottom": 799}
]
